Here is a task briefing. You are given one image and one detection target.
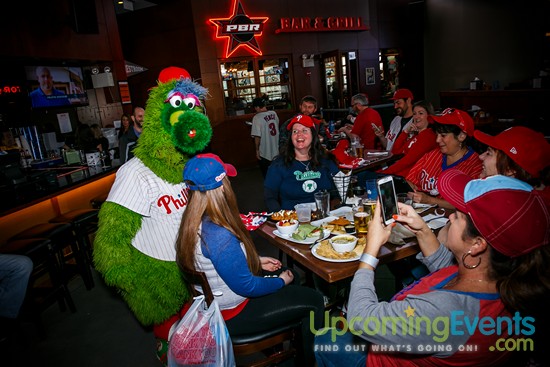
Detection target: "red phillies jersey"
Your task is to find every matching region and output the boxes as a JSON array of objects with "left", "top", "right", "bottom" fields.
[{"left": 406, "top": 148, "right": 482, "bottom": 195}]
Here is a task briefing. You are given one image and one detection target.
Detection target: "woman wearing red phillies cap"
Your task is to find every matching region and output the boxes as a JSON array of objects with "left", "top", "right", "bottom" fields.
[
  {"left": 264, "top": 114, "right": 339, "bottom": 212},
  {"left": 405, "top": 108, "right": 482, "bottom": 209},
  {"left": 315, "top": 171, "right": 549, "bottom": 366},
  {"left": 474, "top": 126, "right": 550, "bottom": 206}
]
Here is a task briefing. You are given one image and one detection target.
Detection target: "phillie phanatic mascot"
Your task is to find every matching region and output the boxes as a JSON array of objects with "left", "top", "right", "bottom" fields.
[{"left": 93, "top": 67, "right": 212, "bottom": 358}]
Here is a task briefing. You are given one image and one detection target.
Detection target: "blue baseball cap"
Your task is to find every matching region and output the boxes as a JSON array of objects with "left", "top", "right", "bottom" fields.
[{"left": 183, "top": 153, "right": 237, "bottom": 192}]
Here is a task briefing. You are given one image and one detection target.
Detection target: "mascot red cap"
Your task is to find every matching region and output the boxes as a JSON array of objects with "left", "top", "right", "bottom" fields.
[{"left": 158, "top": 66, "right": 191, "bottom": 83}]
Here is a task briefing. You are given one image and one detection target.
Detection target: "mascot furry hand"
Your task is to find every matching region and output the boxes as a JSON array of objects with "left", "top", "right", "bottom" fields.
[{"left": 93, "top": 67, "right": 211, "bottom": 330}]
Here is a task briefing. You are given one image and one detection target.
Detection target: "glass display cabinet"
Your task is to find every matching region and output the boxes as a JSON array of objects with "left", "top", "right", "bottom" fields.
[{"left": 219, "top": 57, "right": 292, "bottom": 116}]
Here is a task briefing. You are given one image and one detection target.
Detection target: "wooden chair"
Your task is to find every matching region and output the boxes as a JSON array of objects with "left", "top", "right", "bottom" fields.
[{"left": 182, "top": 269, "right": 303, "bottom": 367}]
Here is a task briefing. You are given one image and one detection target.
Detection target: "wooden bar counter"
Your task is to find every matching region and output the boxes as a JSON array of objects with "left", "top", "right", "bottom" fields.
[{"left": 0, "top": 162, "right": 120, "bottom": 245}]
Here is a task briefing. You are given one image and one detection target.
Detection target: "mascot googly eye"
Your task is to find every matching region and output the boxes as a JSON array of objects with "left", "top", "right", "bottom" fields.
[{"left": 165, "top": 91, "right": 201, "bottom": 110}]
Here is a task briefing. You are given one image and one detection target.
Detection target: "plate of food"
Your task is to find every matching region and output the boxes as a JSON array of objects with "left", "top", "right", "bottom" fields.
[
  {"left": 311, "top": 216, "right": 355, "bottom": 235},
  {"left": 270, "top": 209, "right": 298, "bottom": 223},
  {"left": 273, "top": 223, "right": 329, "bottom": 245},
  {"left": 311, "top": 237, "right": 366, "bottom": 263}
]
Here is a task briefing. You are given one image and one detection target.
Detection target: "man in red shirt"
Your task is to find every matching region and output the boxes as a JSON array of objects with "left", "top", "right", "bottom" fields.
[{"left": 338, "top": 93, "right": 384, "bottom": 150}]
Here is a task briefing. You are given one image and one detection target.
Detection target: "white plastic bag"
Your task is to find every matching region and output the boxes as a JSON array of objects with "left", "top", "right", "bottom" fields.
[{"left": 168, "top": 295, "right": 235, "bottom": 367}]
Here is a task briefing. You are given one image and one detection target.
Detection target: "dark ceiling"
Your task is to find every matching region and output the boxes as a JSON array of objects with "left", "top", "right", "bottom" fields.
[{"left": 113, "top": 0, "right": 173, "bottom": 15}]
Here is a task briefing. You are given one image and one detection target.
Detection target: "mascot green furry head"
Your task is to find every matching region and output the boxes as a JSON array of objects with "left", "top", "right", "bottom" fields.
[
  {"left": 135, "top": 66, "right": 212, "bottom": 182},
  {"left": 93, "top": 67, "right": 212, "bottom": 331}
]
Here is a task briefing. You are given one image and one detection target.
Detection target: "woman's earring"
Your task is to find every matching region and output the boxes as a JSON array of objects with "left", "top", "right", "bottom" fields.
[{"left": 462, "top": 251, "right": 481, "bottom": 269}]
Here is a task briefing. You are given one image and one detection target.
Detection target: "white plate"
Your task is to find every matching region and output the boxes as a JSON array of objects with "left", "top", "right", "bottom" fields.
[
  {"left": 329, "top": 206, "right": 353, "bottom": 221},
  {"left": 311, "top": 216, "right": 355, "bottom": 235},
  {"left": 311, "top": 243, "right": 361, "bottom": 263},
  {"left": 427, "top": 217, "right": 449, "bottom": 230},
  {"left": 365, "top": 150, "right": 389, "bottom": 157},
  {"left": 310, "top": 216, "right": 338, "bottom": 227},
  {"left": 273, "top": 229, "right": 330, "bottom": 245}
]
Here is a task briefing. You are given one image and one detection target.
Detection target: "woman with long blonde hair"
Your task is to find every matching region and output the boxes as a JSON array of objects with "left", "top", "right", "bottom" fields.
[{"left": 176, "top": 154, "right": 324, "bottom": 366}]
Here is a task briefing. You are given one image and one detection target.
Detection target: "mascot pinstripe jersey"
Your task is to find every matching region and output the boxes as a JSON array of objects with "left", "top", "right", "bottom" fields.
[{"left": 93, "top": 67, "right": 212, "bottom": 327}]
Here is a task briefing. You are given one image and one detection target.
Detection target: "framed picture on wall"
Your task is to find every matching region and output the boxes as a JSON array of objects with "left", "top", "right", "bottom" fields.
[{"left": 366, "top": 67, "right": 375, "bottom": 85}]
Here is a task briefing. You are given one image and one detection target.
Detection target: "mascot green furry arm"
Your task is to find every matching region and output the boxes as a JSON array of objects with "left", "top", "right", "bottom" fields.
[{"left": 93, "top": 67, "right": 212, "bottom": 326}]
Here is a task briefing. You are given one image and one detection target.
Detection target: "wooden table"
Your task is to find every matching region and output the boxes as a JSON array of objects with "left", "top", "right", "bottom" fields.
[{"left": 256, "top": 222, "right": 421, "bottom": 284}]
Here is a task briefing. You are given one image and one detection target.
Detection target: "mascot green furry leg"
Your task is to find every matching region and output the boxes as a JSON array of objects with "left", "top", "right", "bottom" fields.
[{"left": 93, "top": 67, "right": 212, "bottom": 364}]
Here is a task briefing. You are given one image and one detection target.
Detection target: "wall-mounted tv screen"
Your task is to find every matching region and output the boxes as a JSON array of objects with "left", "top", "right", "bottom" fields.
[{"left": 24, "top": 65, "right": 89, "bottom": 109}]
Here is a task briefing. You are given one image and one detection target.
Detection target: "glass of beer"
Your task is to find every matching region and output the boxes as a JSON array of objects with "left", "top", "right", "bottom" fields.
[
  {"left": 355, "top": 144, "right": 365, "bottom": 159},
  {"left": 363, "top": 200, "right": 377, "bottom": 220},
  {"left": 353, "top": 199, "right": 371, "bottom": 236}
]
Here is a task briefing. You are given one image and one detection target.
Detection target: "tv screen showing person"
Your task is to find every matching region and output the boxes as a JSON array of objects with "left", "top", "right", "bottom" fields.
[{"left": 26, "top": 66, "right": 88, "bottom": 108}]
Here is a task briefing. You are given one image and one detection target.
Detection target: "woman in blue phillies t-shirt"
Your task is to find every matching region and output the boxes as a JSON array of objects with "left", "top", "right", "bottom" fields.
[{"left": 264, "top": 114, "right": 339, "bottom": 212}]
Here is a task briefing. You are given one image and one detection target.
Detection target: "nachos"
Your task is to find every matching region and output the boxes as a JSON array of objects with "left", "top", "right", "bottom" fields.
[{"left": 314, "top": 237, "right": 366, "bottom": 260}]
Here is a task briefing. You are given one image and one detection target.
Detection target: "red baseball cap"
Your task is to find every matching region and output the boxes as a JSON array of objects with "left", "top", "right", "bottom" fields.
[
  {"left": 286, "top": 114, "right": 317, "bottom": 131},
  {"left": 474, "top": 126, "right": 550, "bottom": 178},
  {"left": 438, "top": 169, "right": 550, "bottom": 258},
  {"left": 429, "top": 108, "right": 475, "bottom": 137},
  {"left": 158, "top": 67, "right": 191, "bottom": 83},
  {"left": 390, "top": 88, "right": 414, "bottom": 101}
]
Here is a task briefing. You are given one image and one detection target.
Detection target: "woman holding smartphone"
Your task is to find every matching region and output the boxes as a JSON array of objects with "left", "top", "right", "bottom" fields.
[{"left": 315, "top": 170, "right": 549, "bottom": 366}]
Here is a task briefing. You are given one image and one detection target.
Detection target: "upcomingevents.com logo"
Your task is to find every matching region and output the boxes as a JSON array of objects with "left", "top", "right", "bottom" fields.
[{"left": 310, "top": 308, "right": 536, "bottom": 353}]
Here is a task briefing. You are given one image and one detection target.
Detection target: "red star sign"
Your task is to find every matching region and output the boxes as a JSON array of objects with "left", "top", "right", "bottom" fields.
[{"left": 209, "top": 0, "right": 268, "bottom": 57}]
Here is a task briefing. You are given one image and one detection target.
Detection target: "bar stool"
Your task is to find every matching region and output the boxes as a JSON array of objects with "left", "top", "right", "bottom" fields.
[
  {"left": 50, "top": 208, "right": 99, "bottom": 268},
  {"left": 9, "top": 222, "right": 94, "bottom": 291},
  {"left": 1, "top": 237, "right": 77, "bottom": 338}
]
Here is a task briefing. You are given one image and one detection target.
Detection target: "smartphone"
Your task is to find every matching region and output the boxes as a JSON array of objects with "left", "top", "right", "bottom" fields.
[
  {"left": 376, "top": 176, "right": 399, "bottom": 225},
  {"left": 391, "top": 175, "right": 415, "bottom": 195}
]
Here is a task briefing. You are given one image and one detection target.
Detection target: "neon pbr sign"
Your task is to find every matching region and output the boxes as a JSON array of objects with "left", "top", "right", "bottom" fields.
[{"left": 209, "top": 0, "right": 268, "bottom": 57}]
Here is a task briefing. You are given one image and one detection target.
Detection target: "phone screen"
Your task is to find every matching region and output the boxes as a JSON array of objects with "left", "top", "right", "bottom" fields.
[{"left": 377, "top": 177, "right": 399, "bottom": 225}]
